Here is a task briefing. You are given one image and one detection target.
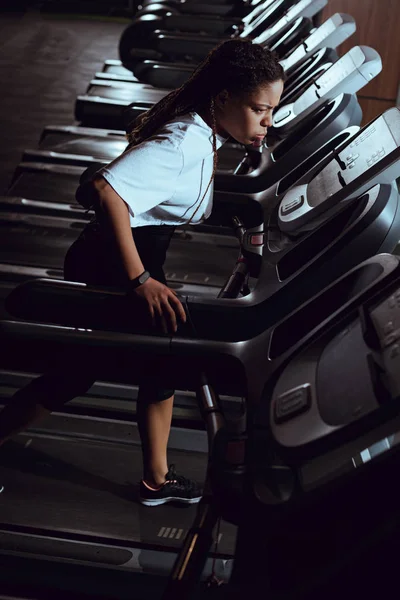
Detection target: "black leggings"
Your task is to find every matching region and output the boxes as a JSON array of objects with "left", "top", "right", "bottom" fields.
[{"left": 17, "top": 221, "right": 177, "bottom": 411}]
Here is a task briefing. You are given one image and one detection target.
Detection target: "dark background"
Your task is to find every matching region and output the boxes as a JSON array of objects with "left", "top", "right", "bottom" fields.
[{"left": 0, "top": 2, "right": 130, "bottom": 194}]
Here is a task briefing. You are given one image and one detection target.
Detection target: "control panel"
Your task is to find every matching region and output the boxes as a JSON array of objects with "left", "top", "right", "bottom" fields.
[
  {"left": 278, "top": 108, "right": 400, "bottom": 233},
  {"left": 303, "top": 13, "right": 355, "bottom": 55},
  {"left": 243, "top": 0, "right": 286, "bottom": 38},
  {"left": 294, "top": 0, "right": 328, "bottom": 21},
  {"left": 273, "top": 46, "right": 381, "bottom": 129},
  {"left": 254, "top": 0, "right": 327, "bottom": 45},
  {"left": 269, "top": 273, "right": 400, "bottom": 453},
  {"left": 242, "top": 0, "right": 275, "bottom": 27}
]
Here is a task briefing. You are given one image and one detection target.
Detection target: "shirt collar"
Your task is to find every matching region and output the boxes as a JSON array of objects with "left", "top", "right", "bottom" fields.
[{"left": 191, "top": 111, "right": 228, "bottom": 147}]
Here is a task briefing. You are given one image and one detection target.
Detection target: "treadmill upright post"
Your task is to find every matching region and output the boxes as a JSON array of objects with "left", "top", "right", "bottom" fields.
[
  {"left": 161, "top": 376, "right": 226, "bottom": 599},
  {"left": 163, "top": 224, "right": 250, "bottom": 598}
]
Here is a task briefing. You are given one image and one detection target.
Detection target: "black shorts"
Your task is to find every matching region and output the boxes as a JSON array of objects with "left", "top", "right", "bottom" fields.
[
  {"left": 64, "top": 220, "right": 177, "bottom": 402},
  {"left": 65, "top": 220, "right": 175, "bottom": 286}
]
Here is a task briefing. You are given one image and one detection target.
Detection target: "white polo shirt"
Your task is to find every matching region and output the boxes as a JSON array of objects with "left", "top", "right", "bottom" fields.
[{"left": 98, "top": 112, "right": 227, "bottom": 227}]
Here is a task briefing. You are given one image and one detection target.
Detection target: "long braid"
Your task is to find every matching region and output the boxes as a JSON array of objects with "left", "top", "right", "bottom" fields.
[{"left": 126, "top": 53, "right": 216, "bottom": 146}]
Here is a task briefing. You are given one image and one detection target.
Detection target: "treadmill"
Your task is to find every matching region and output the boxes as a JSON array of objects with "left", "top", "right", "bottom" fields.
[
  {"left": 119, "top": 0, "right": 299, "bottom": 60},
  {"left": 15, "top": 94, "right": 361, "bottom": 207},
  {"left": 0, "top": 210, "right": 238, "bottom": 295},
  {"left": 271, "top": 45, "right": 382, "bottom": 135},
  {"left": 2, "top": 107, "right": 400, "bottom": 597},
  {"left": 78, "top": 41, "right": 376, "bottom": 131},
  {"left": 87, "top": 29, "right": 331, "bottom": 115},
  {"left": 164, "top": 251, "right": 400, "bottom": 598},
  {"left": 75, "top": 0, "right": 326, "bottom": 127},
  {"left": 1, "top": 109, "right": 400, "bottom": 600},
  {"left": 137, "top": 0, "right": 274, "bottom": 19},
  {"left": 0, "top": 382, "right": 238, "bottom": 599},
  {"left": 18, "top": 44, "right": 375, "bottom": 217},
  {"left": 134, "top": 13, "right": 356, "bottom": 88},
  {"left": 30, "top": 15, "right": 355, "bottom": 198},
  {"left": 95, "top": 14, "right": 312, "bottom": 88},
  {"left": 119, "top": 0, "right": 327, "bottom": 74},
  {"left": 127, "top": 12, "right": 356, "bottom": 90},
  {"left": 5, "top": 108, "right": 400, "bottom": 354},
  {"left": 2, "top": 48, "right": 381, "bottom": 301}
]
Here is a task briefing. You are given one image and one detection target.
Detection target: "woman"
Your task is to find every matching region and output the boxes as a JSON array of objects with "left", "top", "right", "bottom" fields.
[{"left": 0, "top": 39, "right": 284, "bottom": 506}]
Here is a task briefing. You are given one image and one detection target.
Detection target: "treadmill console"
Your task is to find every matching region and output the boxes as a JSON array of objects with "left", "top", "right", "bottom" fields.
[
  {"left": 254, "top": 0, "right": 328, "bottom": 45},
  {"left": 280, "top": 13, "right": 356, "bottom": 74},
  {"left": 273, "top": 46, "right": 382, "bottom": 129},
  {"left": 242, "top": 0, "right": 289, "bottom": 39},
  {"left": 269, "top": 270, "right": 400, "bottom": 453},
  {"left": 278, "top": 107, "right": 400, "bottom": 232},
  {"left": 242, "top": 0, "right": 277, "bottom": 27}
]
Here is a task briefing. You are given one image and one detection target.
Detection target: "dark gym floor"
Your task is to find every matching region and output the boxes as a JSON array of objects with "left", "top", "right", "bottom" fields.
[{"left": 0, "top": 6, "right": 128, "bottom": 194}]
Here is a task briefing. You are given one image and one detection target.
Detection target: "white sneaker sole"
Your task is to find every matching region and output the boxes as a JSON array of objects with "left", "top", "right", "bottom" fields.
[{"left": 140, "top": 495, "right": 202, "bottom": 506}]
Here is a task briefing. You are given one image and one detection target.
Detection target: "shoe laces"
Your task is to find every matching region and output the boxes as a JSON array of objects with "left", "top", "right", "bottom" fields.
[{"left": 165, "top": 464, "right": 198, "bottom": 491}]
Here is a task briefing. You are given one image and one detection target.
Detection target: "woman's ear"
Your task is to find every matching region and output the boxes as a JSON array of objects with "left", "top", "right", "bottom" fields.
[{"left": 215, "top": 89, "right": 229, "bottom": 110}]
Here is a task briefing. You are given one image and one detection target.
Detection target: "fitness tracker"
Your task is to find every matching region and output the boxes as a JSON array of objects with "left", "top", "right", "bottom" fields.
[{"left": 128, "top": 270, "right": 151, "bottom": 291}]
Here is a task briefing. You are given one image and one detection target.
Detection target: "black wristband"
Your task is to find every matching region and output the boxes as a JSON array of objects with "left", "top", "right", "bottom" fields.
[{"left": 128, "top": 270, "right": 150, "bottom": 291}]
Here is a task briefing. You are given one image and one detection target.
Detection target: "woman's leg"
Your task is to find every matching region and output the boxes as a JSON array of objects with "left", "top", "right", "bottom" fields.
[
  {"left": 132, "top": 226, "right": 179, "bottom": 487},
  {"left": 0, "top": 229, "right": 106, "bottom": 448},
  {"left": 136, "top": 388, "right": 175, "bottom": 487},
  {"left": 0, "top": 365, "right": 97, "bottom": 447}
]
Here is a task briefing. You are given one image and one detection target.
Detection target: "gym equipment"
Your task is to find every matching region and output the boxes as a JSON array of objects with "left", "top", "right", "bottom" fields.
[
  {"left": 6, "top": 108, "right": 400, "bottom": 344},
  {"left": 16, "top": 94, "right": 361, "bottom": 204},
  {"left": 119, "top": 0, "right": 327, "bottom": 73},
  {"left": 133, "top": 12, "right": 355, "bottom": 90},
  {"left": 137, "top": 0, "right": 270, "bottom": 19},
  {"left": 277, "top": 108, "right": 400, "bottom": 233},
  {"left": 3, "top": 106, "right": 400, "bottom": 597},
  {"left": 280, "top": 12, "right": 356, "bottom": 74},
  {"left": 102, "top": 16, "right": 311, "bottom": 89},
  {"left": 76, "top": 41, "right": 375, "bottom": 130},
  {"left": 164, "top": 251, "right": 400, "bottom": 598},
  {"left": 0, "top": 210, "right": 237, "bottom": 293},
  {"left": 119, "top": 0, "right": 299, "bottom": 66},
  {"left": 272, "top": 45, "right": 382, "bottom": 134}
]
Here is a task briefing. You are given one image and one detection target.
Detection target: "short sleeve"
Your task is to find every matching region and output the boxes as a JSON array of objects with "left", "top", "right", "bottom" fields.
[{"left": 97, "top": 137, "right": 184, "bottom": 217}]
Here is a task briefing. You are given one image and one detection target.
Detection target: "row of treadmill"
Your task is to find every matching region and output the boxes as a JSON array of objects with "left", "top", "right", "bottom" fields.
[{"left": 2, "top": 0, "right": 400, "bottom": 597}]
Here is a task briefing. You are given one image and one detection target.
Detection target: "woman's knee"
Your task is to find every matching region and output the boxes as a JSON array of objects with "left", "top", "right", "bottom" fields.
[
  {"left": 20, "top": 371, "right": 97, "bottom": 411},
  {"left": 137, "top": 384, "right": 175, "bottom": 403}
]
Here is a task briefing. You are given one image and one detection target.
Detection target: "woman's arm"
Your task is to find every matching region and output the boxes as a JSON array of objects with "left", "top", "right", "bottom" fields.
[
  {"left": 92, "top": 176, "right": 186, "bottom": 333},
  {"left": 93, "top": 175, "right": 145, "bottom": 280}
]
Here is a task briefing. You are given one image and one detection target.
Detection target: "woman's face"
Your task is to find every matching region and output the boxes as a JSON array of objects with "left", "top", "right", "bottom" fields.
[{"left": 215, "top": 80, "right": 284, "bottom": 147}]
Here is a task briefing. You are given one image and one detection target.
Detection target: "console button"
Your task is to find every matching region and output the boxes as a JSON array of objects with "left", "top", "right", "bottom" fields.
[
  {"left": 274, "top": 109, "right": 292, "bottom": 124},
  {"left": 280, "top": 195, "right": 305, "bottom": 216},
  {"left": 274, "top": 384, "right": 311, "bottom": 424},
  {"left": 250, "top": 233, "right": 264, "bottom": 246}
]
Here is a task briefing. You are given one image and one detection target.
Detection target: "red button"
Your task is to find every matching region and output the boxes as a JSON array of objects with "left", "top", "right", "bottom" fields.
[{"left": 250, "top": 234, "right": 264, "bottom": 246}]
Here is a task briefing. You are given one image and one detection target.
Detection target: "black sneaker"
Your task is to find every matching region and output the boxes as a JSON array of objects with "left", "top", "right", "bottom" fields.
[{"left": 139, "top": 464, "right": 203, "bottom": 506}]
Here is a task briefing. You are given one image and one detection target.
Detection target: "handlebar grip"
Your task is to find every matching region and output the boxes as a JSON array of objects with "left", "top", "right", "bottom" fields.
[{"left": 218, "top": 267, "right": 247, "bottom": 299}]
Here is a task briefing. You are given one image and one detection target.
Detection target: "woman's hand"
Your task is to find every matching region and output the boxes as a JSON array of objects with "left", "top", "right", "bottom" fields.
[{"left": 134, "top": 277, "right": 187, "bottom": 334}]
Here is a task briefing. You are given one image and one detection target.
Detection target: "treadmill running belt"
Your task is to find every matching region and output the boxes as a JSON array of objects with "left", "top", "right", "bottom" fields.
[
  {"left": 39, "top": 135, "right": 128, "bottom": 160},
  {"left": 0, "top": 216, "right": 239, "bottom": 287},
  {"left": 0, "top": 434, "right": 236, "bottom": 558},
  {"left": 103, "top": 63, "right": 133, "bottom": 77},
  {"left": 35, "top": 133, "right": 246, "bottom": 173},
  {"left": 8, "top": 147, "right": 249, "bottom": 208},
  {"left": 87, "top": 83, "right": 166, "bottom": 104},
  {"left": 8, "top": 166, "right": 84, "bottom": 205}
]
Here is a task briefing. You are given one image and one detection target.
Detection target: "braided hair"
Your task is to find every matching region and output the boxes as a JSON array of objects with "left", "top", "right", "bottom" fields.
[{"left": 127, "top": 39, "right": 284, "bottom": 222}]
